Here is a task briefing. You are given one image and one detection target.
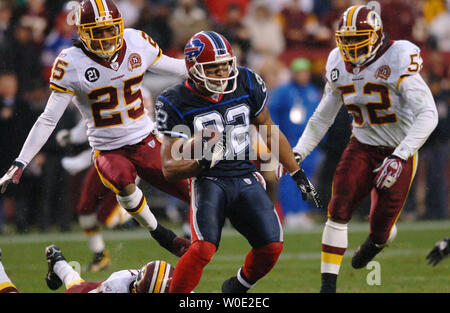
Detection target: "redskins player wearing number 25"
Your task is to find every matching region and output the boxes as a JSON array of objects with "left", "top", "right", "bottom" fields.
[
  {"left": 0, "top": 0, "right": 191, "bottom": 257},
  {"left": 293, "top": 4, "right": 438, "bottom": 293}
]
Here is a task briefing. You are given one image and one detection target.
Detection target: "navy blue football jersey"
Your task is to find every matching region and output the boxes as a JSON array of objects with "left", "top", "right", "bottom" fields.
[{"left": 156, "top": 66, "right": 268, "bottom": 177}]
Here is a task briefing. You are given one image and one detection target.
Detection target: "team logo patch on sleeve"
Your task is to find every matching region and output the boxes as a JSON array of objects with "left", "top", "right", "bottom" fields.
[
  {"left": 375, "top": 65, "right": 391, "bottom": 80},
  {"left": 128, "top": 53, "right": 142, "bottom": 71}
]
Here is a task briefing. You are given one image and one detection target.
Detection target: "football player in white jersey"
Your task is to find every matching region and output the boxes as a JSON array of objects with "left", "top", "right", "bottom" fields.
[
  {"left": 0, "top": 245, "right": 174, "bottom": 293},
  {"left": 0, "top": 0, "right": 191, "bottom": 257},
  {"left": 292, "top": 4, "right": 438, "bottom": 292}
]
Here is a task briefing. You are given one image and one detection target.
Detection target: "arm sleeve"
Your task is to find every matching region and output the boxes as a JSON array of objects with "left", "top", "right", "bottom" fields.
[
  {"left": 149, "top": 54, "right": 188, "bottom": 79},
  {"left": 293, "top": 82, "right": 343, "bottom": 160},
  {"left": 393, "top": 74, "right": 438, "bottom": 160},
  {"left": 15, "top": 91, "right": 72, "bottom": 167}
]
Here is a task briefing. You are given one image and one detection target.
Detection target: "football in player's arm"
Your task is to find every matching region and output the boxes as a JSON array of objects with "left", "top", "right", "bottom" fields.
[
  {"left": 0, "top": 0, "right": 191, "bottom": 258},
  {"left": 156, "top": 31, "right": 322, "bottom": 293},
  {"left": 292, "top": 4, "right": 438, "bottom": 293}
]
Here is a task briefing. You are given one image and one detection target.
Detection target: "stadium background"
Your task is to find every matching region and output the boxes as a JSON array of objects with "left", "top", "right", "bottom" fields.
[{"left": 0, "top": 0, "right": 448, "bottom": 293}]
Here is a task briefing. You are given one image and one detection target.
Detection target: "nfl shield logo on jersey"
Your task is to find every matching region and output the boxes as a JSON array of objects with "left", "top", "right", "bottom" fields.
[{"left": 184, "top": 38, "right": 205, "bottom": 62}]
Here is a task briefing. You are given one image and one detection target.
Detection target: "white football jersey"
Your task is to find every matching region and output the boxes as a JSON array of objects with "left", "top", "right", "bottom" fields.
[
  {"left": 326, "top": 40, "right": 423, "bottom": 148},
  {"left": 49, "top": 29, "right": 163, "bottom": 151},
  {"left": 89, "top": 269, "right": 138, "bottom": 293}
]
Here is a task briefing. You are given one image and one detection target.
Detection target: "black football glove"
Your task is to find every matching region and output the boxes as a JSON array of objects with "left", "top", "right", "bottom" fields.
[
  {"left": 291, "top": 168, "right": 323, "bottom": 209},
  {"left": 426, "top": 237, "right": 450, "bottom": 266}
]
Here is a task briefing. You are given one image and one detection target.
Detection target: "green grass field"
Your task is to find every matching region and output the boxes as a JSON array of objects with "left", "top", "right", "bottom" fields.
[{"left": 0, "top": 220, "right": 449, "bottom": 293}]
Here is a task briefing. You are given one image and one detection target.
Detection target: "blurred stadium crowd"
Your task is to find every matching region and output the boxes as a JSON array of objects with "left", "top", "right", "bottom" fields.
[{"left": 0, "top": 0, "right": 448, "bottom": 234}]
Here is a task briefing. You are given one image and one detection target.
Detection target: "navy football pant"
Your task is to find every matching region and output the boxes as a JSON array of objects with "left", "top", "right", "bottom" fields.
[
  {"left": 170, "top": 173, "right": 283, "bottom": 292},
  {"left": 189, "top": 173, "right": 283, "bottom": 248}
]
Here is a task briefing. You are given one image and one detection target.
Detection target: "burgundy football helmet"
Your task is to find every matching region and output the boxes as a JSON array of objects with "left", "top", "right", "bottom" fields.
[
  {"left": 75, "top": 0, "right": 124, "bottom": 58},
  {"left": 132, "top": 260, "right": 174, "bottom": 293},
  {"left": 335, "top": 5, "right": 384, "bottom": 65},
  {"left": 184, "top": 31, "right": 238, "bottom": 94}
]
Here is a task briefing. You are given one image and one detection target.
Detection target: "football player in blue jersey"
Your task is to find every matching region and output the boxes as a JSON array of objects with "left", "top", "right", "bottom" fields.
[{"left": 156, "top": 31, "right": 322, "bottom": 293}]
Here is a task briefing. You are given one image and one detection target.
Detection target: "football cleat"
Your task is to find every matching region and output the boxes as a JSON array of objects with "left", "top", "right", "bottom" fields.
[
  {"left": 221, "top": 276, "right": 249, "bottom": 293},
  {"left": 45, "top": 245, "right": 66, "bottom": 290},
  {"left": 86, "top": 249, "right": 111, "bottom": 272},
  {"left": 351, "top": 237, "right": 384, "bottom": 269}
]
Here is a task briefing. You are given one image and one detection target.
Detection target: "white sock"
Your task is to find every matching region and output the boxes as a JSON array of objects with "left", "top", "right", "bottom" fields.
[
  {"left": 116, "top": 187, "right": 157, "bottom": 231},
  {"left": 321, "top": 219, "right": 348, "bottom": 275},
  {"left": 54, "top": 260, "right": 84, "bottom": 289},
  {"left": 88, "top": 233, "right": 105, "bottom": 254},
  {"left": 78, "top": 214, "right": 105, "bottom": 253}
]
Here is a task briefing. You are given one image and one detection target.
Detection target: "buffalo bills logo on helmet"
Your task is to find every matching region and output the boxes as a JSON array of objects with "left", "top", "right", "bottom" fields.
[{"left": 184, "top": 38, "right": 205, "bottom": 62}]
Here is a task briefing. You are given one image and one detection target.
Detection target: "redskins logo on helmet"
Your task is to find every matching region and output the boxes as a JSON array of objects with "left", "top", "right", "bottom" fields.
[
  {"left": 75, "top": 0, "right": 124, "bottom": 58},
  {"left": 184, "top": 31, "right": 238, "bottom": 94},
  {"left": 132, "top": 260, "right": 174, "bottom": 293},
  {"left": 335, "top": 5, "right": 384, "bottom": 65}
]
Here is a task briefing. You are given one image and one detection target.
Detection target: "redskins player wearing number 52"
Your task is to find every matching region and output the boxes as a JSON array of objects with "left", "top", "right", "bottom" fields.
[
  {"left": 0, "top": 0, "right": 191, "bottom": 257},
  {"left": 292, "top": 4, "right": 438, "bottom": 292}
]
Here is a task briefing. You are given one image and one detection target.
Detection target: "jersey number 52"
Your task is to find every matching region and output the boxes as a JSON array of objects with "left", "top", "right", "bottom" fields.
[{"left": 339, "top": 82, "right": 397, "bottom": 126}]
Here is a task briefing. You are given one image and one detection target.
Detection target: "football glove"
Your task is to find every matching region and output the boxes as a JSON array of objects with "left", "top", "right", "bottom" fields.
[
  {"left": 373, "top": 155, "right": 405, "bottom": 190},
  {"left": 426, "top": 237, "right": 450, "bottom": 266},
  {"left": 0, "top": 161, "right": 25, "bottom": 194},
  {"left": 56, "top": 129, "right": 71, "bottom": 147},
  {"left": 291, "top": 168, "right": 323, "bottom": 209}
]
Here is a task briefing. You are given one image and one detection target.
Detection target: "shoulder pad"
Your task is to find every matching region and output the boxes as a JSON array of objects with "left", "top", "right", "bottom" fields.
[{"left": 392, "top": 40, "right": 423, "bottom": 76}]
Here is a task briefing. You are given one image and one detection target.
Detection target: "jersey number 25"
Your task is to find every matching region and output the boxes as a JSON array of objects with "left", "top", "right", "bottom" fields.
[{"left": 88, "top": 73, "right": 145, "bottom": 128}]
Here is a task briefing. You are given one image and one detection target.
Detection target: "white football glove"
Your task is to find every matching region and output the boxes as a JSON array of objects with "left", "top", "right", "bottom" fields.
[
  {"left": 56, "top": 129, "right": 71, "bottom": 147},
  {"left": 0, "top": 161, "right": 25, "bottom": 193},
  {"left": 373, "top": 155, "right": 405, "bottom": 190}
]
